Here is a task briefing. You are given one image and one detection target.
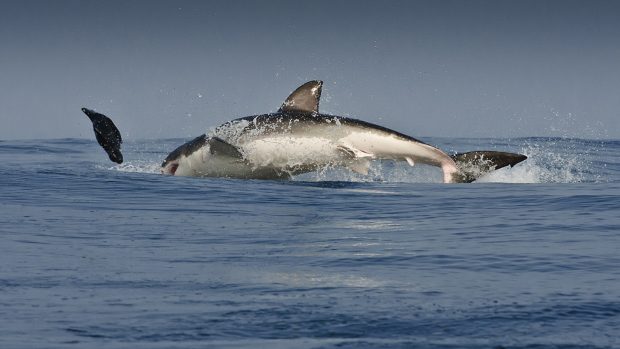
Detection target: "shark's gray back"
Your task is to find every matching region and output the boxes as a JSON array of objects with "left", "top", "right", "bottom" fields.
[{"left": 215, "top": 112, "right": 430, "bottom": 146}]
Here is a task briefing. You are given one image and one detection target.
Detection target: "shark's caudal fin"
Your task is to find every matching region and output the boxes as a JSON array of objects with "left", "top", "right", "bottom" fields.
[{"left": 450, "top": 151, "right": 527, "bottom": 183}]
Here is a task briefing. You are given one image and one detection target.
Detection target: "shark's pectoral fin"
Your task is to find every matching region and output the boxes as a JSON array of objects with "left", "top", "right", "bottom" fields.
[
  {"left": 336, "top": 144, "right": 373, "bottom": 175},
  {"left": 208, "top": 137, "right": 244, "bottom": 159},
  {"left": 336, "top": 144, "right": 373, "bottom": 159},
  {"left": 278, "top": 80, "right": 323, "bottom": 114}
]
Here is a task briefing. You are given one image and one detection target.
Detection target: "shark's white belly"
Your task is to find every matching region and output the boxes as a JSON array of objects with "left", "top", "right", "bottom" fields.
[
  {"left": 340, "top": 131, "right": 453, "bottom": 167},
  {"left": 238, "top": 129, "right": 456, "bottom": 176},
  {"left": 177, "top": 126, "right": 458, "bottom": 181},
  {"left": 241, "top": 135, "right": 344, "bottom": 170},
  {"left": 174, "top": 136, "right": 343, "bottom": 178}
]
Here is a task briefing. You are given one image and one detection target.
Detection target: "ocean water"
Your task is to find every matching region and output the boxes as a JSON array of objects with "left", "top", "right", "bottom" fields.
[{"left": 1, "top": 137, "right": 619, "bottom": 349}]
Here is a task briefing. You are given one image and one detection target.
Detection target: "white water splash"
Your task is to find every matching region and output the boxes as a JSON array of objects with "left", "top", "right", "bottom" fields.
[
  {"left": 479, "top": 141, "right": 591, "bottom": 184},
  {"left": 297, "top": 140, "right": 594, "bottom": 184},
  {"left": 106, "top": 160, "right": 161, "bottom": 174}
]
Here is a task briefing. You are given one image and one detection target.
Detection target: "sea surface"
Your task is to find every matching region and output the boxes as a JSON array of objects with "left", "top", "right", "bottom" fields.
[{"left": 1, "top": 137, "right": 619, "bottom": 349}]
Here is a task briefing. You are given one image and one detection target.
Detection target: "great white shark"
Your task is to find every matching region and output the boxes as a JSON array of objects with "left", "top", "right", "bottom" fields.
[{"left": 157, "top": 81, "right": 526, "bottom": 183}]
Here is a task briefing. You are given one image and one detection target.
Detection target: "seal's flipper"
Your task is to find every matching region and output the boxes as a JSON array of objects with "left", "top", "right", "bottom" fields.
[
  {"left": 451, "top": 151, "right": 527, "bottom": 183},
  {"left": 208, "top": 137, "right": 244, "bottom": 159},
  {"left": 278, "top": 80, "right": 323, "bottom": 114},
  {"left": 81, "top": 107, "right": 123, "bottom": 164}
]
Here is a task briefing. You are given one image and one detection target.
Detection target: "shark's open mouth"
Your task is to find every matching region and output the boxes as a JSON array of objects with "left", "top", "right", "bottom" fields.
[{"left": 161, "top": 163, "right": 179, "bottom": 175}]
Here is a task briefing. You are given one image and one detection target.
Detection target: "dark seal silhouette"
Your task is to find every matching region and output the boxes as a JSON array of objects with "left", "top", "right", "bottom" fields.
[{"left": 81, "top": 108, "right": 123, "bottom": 164}]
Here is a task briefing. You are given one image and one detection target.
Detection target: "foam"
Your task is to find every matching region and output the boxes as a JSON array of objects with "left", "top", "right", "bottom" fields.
[
  {"left": 479, "top": 141, "right": 591, "bottom": 184},
  {"left": 106, "top": 160, "right": 161, "bottom": 174}
]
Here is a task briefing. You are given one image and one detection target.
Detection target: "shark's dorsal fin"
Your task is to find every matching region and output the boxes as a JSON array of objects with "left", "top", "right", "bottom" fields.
[
  {"left": 279, "top": 80, "right": 323, "bottom": 114},
  {"left": 208, "top": 137, "right": 244, "bottom": 159}
]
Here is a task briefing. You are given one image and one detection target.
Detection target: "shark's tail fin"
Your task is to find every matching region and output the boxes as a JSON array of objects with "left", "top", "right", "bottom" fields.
[{"left": 450, "top": 151, "right": 527, "bottom": 183}]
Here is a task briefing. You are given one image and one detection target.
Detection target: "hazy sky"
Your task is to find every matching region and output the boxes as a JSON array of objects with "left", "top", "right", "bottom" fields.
[{"left": 1, "top": 0, "right": 619, "bottom": 140}]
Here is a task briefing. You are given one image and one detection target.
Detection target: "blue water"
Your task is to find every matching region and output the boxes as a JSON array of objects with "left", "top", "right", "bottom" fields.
[{"left": 1, "top": 137, "right": 619, "bottom": 349}]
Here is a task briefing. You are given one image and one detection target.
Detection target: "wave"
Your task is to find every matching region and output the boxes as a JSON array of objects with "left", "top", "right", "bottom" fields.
[{"left": 92, "top": 137, "right": 618, "bottom": 184}]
